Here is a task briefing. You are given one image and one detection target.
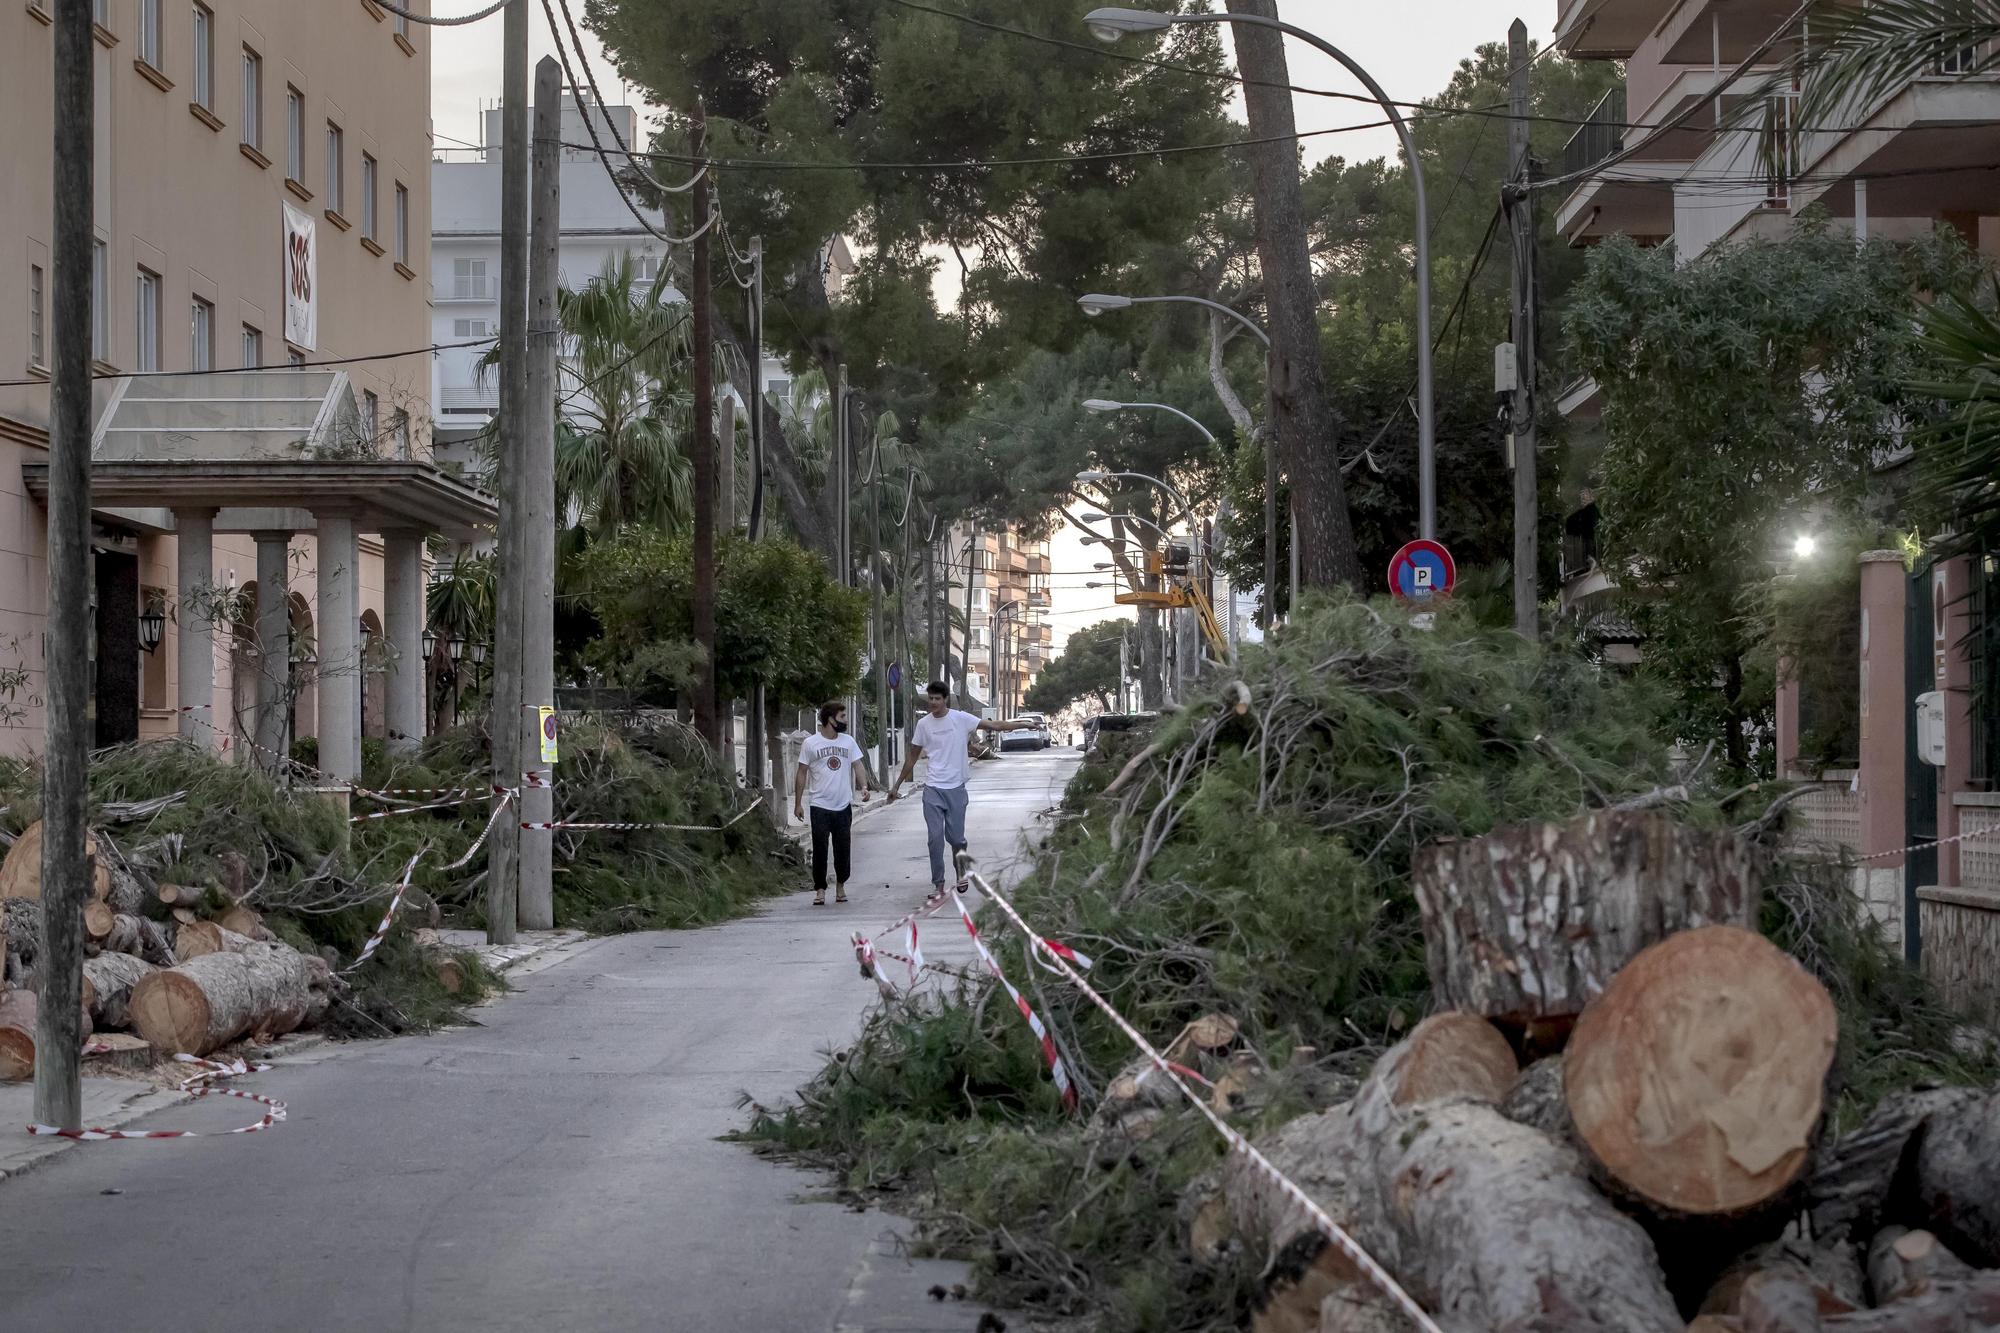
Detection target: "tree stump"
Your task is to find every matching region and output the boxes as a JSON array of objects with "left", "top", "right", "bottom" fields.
[
  {"left": 0, "top": 822, "right": 111, "bottom": 903},
  {"left": 173, "top": 921, "right": 257, "bottom": 961},
  {"left": 1411, "top": 811, "right": 1759, "bottom": 1046},
  {"left": 1565, "top": 925, "right": 1837, "bottom": 1220},
  {"left": 128, "top": 942, "right": 316, "bottom": 1055}
]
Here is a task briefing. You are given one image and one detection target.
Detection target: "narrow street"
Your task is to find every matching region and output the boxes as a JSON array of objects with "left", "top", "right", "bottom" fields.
[{"left": 0, "top": 750, "right": 1079, "bottom": 1333}]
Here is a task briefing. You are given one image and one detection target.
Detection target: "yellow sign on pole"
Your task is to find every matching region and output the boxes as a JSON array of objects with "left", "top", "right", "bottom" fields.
[{"left": 537, "top": 706, "right": 559, "bottom": 765}]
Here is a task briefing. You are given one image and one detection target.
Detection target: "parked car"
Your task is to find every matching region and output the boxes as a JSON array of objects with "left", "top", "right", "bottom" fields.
[{"left": 999, "top": 713, "right": 1051, "bottom": 752}]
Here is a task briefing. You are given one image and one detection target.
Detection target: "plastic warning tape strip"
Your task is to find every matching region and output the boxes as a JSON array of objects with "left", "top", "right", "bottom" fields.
[
  {"left": 444, "top": 791, "right": 514, "bottom": 871},
  {"left": 341, "top": 849, "right": 425, "bottom": 974},
  {"left": 1857, "top": 824, "right": 2000, "bottom": 862},
  {"left": 871, "top": 884, "right": 950, "bottom": 946},
  {"left": 960, "top": 860, "right": 1442, "bottom": 1333},
  {"left": 349, "top": 792, "right": 492, "bottom": 823},
  {"left": 28, "top": 1056, "right": 287, "bottom": 1140},
  {"left": 522, "top": 795, "right": 765, "bottom": 833},
  {"left": 948, "top": 887, "right": 1077, "bottom": 1111}
]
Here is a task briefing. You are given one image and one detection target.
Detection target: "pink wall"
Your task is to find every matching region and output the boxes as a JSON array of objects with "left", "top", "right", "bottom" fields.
[{"left": 1858, "top": 551, "right": 1907, "bottom": 864}]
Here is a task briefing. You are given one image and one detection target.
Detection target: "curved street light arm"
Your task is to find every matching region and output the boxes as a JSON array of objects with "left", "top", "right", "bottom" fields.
[
  {"left": 1166, "top": 11, "right": 1434, "bottom": 540},
  {"left": 1083, "top": 468, "right": 1197, "bottom": 528},
  {"left": 1113, "top": 401, "right": 1218, "bottom": 448},
  {"left": 1130, "top": 294, "right": 1271, "bottom": 348}
]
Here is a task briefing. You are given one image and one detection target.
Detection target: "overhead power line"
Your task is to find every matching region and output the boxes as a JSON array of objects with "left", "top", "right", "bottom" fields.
[
  {"left": 0, "top": 337, "right": 497, "bottom": 390},
  {"left": 366, "top": 0, "right": 511, "bottom": 27}
]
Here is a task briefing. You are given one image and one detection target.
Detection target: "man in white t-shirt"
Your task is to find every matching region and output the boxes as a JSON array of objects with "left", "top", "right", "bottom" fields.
[
  {"left": 794, "top": 700, "right": 870, "bottom": 906},
  {"left": 887, "top": 681, "right": 1035, "bottom": 894}
]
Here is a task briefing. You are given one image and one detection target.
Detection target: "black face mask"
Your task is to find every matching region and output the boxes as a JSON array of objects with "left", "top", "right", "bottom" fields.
[{"left": 833, "top": 720, "right": 849, "bottom": 734}]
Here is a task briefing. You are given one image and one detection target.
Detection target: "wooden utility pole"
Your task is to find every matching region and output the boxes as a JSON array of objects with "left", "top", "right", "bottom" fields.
[
  {"left": 515, "top": 57, "right": 560, "bottom": 931},
  {"left": 745, "top": 236, "right": 766, "bottom": 792},
  {"left": 36, "top": 0, "right": 95, "bottom": 1132},
  {"left": 690, "top": 102, "right": 720, "bottom": 752},
  {"left": 960, "top": 524, "right": 979, "bottom": 711},
  {"left": 868, "top": 438, "right": 890, "bottom": 767},
  {"left": 485, "top": 0, "right": 529, "bottom": 946},
  {"left": 1224, "top": 0, "right": 1362, "bottom": 592},
  {"left": 1506, "top": 18, "right": 1541, "bottom": 640}
]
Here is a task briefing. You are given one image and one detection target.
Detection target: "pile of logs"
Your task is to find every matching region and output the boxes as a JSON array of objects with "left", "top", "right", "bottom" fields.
[
  {"left": 1187, "top": 810, "right": 2000, "bottom": 1333},
  {"left": 0, "top": 820, "right": 348, "bottom": 1077}
]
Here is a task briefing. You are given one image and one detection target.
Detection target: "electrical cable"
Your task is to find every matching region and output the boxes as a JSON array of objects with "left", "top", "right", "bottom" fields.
[
  {"left": 549, "top": 0, "right": 707, "bottom": 195},
  {"left": 0, "top": 337, "right": 496, "bottom": 390}
]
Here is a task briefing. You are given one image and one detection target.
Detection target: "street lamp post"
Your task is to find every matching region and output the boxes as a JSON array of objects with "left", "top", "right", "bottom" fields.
[
  {"left": 1085, "top": 6, "right": 1437, "bottom": 542},
  {"left": 1080, "top": 296, "right": 1281, "bottom": 628},
  {"left": 992, "top": 597, "right": 1025, "bottom": 721}
]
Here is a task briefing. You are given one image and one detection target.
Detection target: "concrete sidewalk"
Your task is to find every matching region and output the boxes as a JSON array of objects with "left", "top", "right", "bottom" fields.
[{"left": 0, "top": 750, "right": 1077, "bottom": 1332}]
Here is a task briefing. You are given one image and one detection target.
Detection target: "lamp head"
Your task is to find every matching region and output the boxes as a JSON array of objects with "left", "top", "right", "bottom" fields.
[
  {"left": 1081, "top": 398, "right": 1123, "bottom": 414},
  {"left": 1075, "top": 469, "right": 1110, "bottom": 483},
  {"left": 1084, "top": 7, "right": 1173, "bottom": 41},
  {"left": 1076, "top": 293, "right": 1133, "bottom": 317},
  {"left": 1793, "top": 534, "right": 1817, "bottom": 558}
]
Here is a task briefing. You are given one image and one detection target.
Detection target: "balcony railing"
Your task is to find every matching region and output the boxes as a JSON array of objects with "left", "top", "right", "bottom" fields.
[
  {"left": 437, "top": 278, "right": 495, "bottom": 302},
  {"left": 1560, "top": 87, "right": 1627, "bottom": 181}
]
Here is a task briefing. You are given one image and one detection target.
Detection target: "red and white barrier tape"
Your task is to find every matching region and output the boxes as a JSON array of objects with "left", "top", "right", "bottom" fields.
[
  {"left": 444, "top": 790, "right": 515, "bottom": 871},
  {"left": 350, "top": 791, "right": 493, "bottom": 823},
  {"left": 947, "top": 886, "right": 1077, "bottom": 1111},
  {"left": 27, "top": 1055, "right": 287, "bottom": 1140},
  {"left": 905, "top": 917, "right": 926, "bottom": 986},
  {"left": 342, "top": 849, "right": 425, "bottom": 974},
  {"left": 958, "top": 858, "right": 1440, "bottom": 1333},
  {"left": 522, "top": 795, "right": 764, "bottom": 834},
  {"left": 1030, "top": 937, "right": 1094, "bottom": 974},
  {"left": 871, "top": 884, "right": 951, "bottom": 946},
  {"left": 521, "top": 769, "right": 553, "bottom": 789},
  {"left": 1857, "top": 824, "right": 2000, "bottom": 863}
]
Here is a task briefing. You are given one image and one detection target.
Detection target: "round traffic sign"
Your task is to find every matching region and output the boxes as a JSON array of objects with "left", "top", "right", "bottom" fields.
[
  {"left": 1387, "top": 539, "right": 1456, "bottom": 602},
  {"left": 543, "top": 713, "right": 559, "bottom": 742}
]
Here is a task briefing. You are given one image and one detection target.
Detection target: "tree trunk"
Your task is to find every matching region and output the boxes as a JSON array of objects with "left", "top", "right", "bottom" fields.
[
  {"left": 1703, "top": 1233, "right": 1865, "bottom": 1320},
  {"left": 1723, "top": 652, "right": 1750, "bottom": 773},
  {"left": 1412, "top": 811, "right": 1761, "bottom": 1045},
  {"left": 0, "top": 988, "right": 37, "bottom": 1080},
  {"left": 1805, "top": 1088, "right": 1977, "bottom": 1244},
  {"left": 218, "top": 905, "right": 274, "bottom": 941},
  {"left": 1565, "top": 925, "right": 1837, "bottom": 1221},
  {"left": 101, "top": 912, "right": 172, "bottom": 965},
  {"left": 1224, "top": 0, "right": 1360, "bottom": 591},
  {"left": 128, "top": 941, "right": 316, "bottom": 1055},
  {"left": 1208, "top": 309, "right": 1255, "bottom": 436},
  {"left": 1823, "top": 1273, "right": 2000, "bottom": 1330},
  {"left": 1867, "top": 1227, "right": 1976, "bottom": 1306},
  {"left": 0, "top": 821, "right": 111, "bottom": 903},
  {"left": 81, "top": 951, "right": 155, "bottom": 1030},
  {"left": 1912, "top": 1088, "right": 2000, "bottom": 1266}
]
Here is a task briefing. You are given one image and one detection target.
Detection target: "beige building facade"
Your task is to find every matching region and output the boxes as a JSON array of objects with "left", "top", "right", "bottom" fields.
[
  {"left": 945, "top": 523, "right": 1051, "bottom": 717},
  {"left": 0, "top": 0, "right": 463, "bottom": 770}
]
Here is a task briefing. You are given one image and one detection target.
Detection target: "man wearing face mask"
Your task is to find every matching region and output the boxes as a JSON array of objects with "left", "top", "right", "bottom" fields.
[{"left": 795, "top": 700, "right": 871, "bottom": 906}]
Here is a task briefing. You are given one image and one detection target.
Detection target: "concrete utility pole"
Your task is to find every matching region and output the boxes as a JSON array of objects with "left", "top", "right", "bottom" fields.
[
  {"left": 36, "top": 0, "right": 95, "bottom": 1133},
  {"left": 745, "top": 237, "right": 766, "bottom": 794},
  {"left": 868, "top": 438, "right": 890, "bottom": 767},
  {"left": 515, "top": 57, "right": 560, "bottom": 932},
  {"left": 487, "top": 0, "right": 528, "bottom": 946},
  {"left": 1507, "top": 18, "right": 1540, "bottom": 640},
  {"left": 690, "top": 102, "right": 721, "bottom": 754},
  {"left": 961, "top": 525, "right": 979, "bottom": 710}
]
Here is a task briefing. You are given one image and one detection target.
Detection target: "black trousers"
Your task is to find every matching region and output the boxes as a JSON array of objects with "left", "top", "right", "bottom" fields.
[{"left": 810, "top": 805, "right": 853, "bottom": 891}]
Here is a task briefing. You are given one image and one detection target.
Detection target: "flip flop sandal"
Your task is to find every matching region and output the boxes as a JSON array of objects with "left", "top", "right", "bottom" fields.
[
  {"left": 835, "top": 891, "right": 849, "bottom": 904},
  {"left": 812, "top": 894, "right": 827, "bottom": 907}
]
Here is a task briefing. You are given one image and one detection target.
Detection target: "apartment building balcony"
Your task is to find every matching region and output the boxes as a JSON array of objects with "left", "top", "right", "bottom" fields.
[
  {"left": 1787, "top": 70, "right": 2000, "bottom": 238},
  {"left": 439, "top": 385, "right": 499, "bottom": 417},
  {"left": 1654, "top": 0, "right": 1798, "bottom": 67},
  {"left": 1554, "top": 0, "right": 1661, "bottom": 59},
  {"left": 434, "top": 278, "right": 496, "bottom": 304}
]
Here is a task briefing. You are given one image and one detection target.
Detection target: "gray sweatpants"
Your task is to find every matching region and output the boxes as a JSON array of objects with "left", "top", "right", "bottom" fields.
[{"left": 921, "top": 784, "right": 969, "bottom": 887}]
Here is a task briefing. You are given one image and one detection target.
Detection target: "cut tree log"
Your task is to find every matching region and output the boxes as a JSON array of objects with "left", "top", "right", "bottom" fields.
[
  {"left": 410, "top": 927, "right": 465, "bottom": 994},
  {"left": 1564, "top": 925, "right": 1837, "bottom": 1219},
  {"left": 1702, "top": 1230, "right": 1863, "bottom": 1320},
  {"left": 1500, "top": 1056, "right": 1573, "bottom": 1143},
  {"left": 1866, "top": 1227, "right": 1975, "bottom": 1306},
  {"left": 1733, "top": 1270, "right": 1826, "bottom": 1333},
  {"left": 128, "top": 941, "right": 316, "bottom": 1055},
  {"left": 1411, "top": 810, "right": 1759, "bottom": 1045},
  {"left": 1821, "top": 1272, "right": 2000, "bottom": 1330},
  {"left": 82, "top": 1032, "right": 154, "bottom": 1074},
  {"left": 173, "top": 920, "right": 258, "bottom": 961},
  {"left": 83, "top": 901, "right": 115, "bottom": 941},
  {"left": 81, "top": 951, "right": 156, "bottom": 1030},
  {"left": 218, "top": 905, "right": 276, "bottom": 942},
  {"left": 102, "top": 912, "right": 174, "bottom": 966},
  {"left": 1912, "top": 1088, "right": 2000, "bottom": 1267},
  {"left": 1805, "top": 1088, "right": 1978, "bottom": 1243},
  {"left": 0, "top": 987, "right": 35, "bottom": 1080}
]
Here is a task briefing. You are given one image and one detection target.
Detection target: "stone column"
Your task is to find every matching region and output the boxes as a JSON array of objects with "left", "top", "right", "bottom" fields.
[
  {"left": 382, "top": 529, "right": 426, "bottom": 752},
  {"left": 175, "top": 509, "right": 219, "bottom": 747},
  {"left": 253, "top": 532, "right": 292, "bottom": 772},
  {"left": 315, "top": 513, "right": 360, "bottom": 783},
  {"left": 1858, "top": 550, "right": 1909, "bottom": 943}
]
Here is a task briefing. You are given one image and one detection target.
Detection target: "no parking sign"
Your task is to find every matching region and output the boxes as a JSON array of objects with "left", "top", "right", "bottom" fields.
[
  {"left": 1387, "top": 539, "right": 1456, "bottom": 603},
  {"left": 538, "top": 706, "right": 559, "bottom": 764}
]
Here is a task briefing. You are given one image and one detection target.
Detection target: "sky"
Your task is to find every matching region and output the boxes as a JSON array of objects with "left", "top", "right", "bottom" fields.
[{"left": 430, "top": 3, "right": 1561, "bottom": 655}]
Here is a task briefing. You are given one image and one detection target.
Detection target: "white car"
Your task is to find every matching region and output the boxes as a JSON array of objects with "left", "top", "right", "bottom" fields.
[{"left": 999, "top": 713, "right": 1051, "bottom": 752}]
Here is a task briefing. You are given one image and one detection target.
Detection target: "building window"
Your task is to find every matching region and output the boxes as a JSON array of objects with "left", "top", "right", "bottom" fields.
[
  {"left": 452, "top": 257, "right": 487, "bottom": 300},
  {"left": 91, "top": 240, "right": 108, "bottom": 361},
  {"left": 241, "top": 323, "right": 262, "bottom": 367},
  {"left": 361, "top": 389, "right": 379, "bottom": 443},
  {"left": 135, "top": 268, "right": 161, "bottom": 373},
  {"left": 395, "top": 12, "right": 409, "bottom": 41},
  {"left": 138, "top": 0, "right": 162, "bottom": 68},
  {"left": 190, "top": 296, "right": 213, "bottom": 372},
  {"left": 452, "top": 318, "right": 490, "bottom": 339},
  {"left": 391, "top": 408, "right": 410, "bottom": 457},
  {"left": 286, "top": 347, "right": 305, "bottom": 367},
  {"left": 28, "top": 265, "right": 45, "bottom": 370},
  {"left": 93, "top": 0, "right": 106, "bottom": 25},
  {"left": 360, "top": 153, "right": 378, "bottom": 240},
  {"left": 240, "top": 47, "right": 261, "bottom": 150},
  {"left": 394, "top": 183, "right": 409, "bottom": 264},
  {"left": 324, "top": 122, "right": 343, "bottom": 214},
  {"left": 191, "top": 4, "right": 212, "bottom": 108},
  {"left": 285, "top": 87, "right": 304, "bottom": 182}
]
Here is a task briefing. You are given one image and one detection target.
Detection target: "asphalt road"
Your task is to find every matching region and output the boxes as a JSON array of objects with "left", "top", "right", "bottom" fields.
[{"left": 0, "top": 748, "right": 1080, "bottom": 1333}]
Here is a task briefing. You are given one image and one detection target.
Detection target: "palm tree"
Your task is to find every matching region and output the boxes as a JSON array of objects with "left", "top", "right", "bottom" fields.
[{"left": 480, "top": 253, "right": 699, "bottom": 555}]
